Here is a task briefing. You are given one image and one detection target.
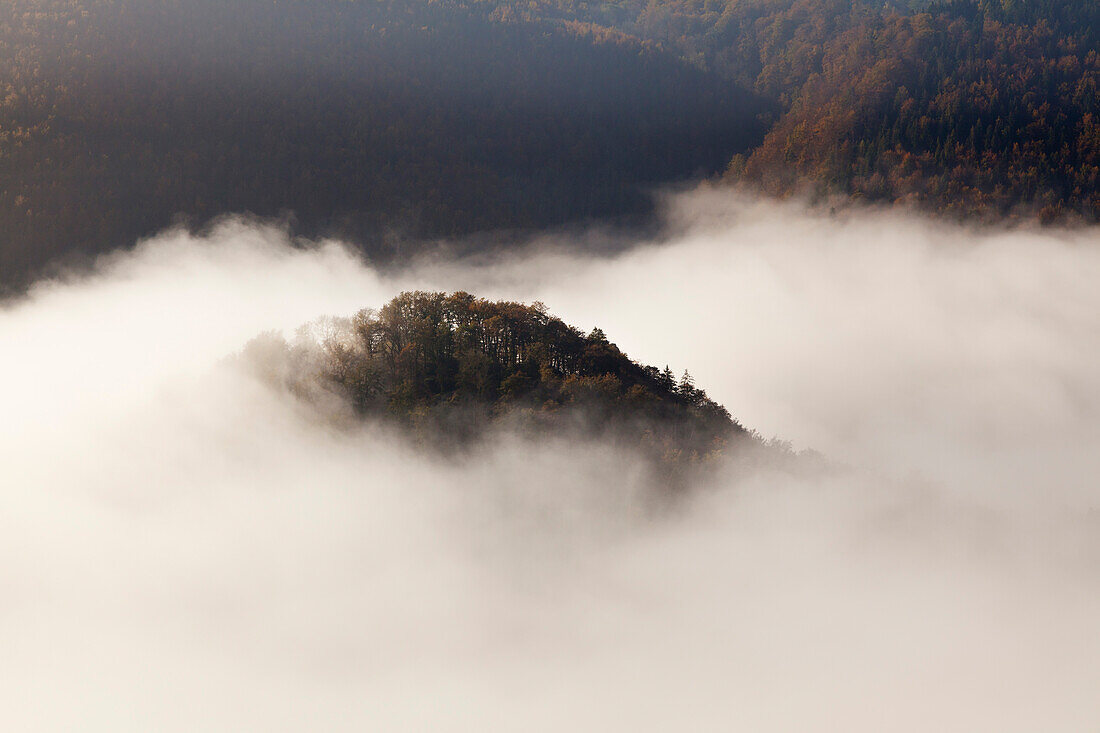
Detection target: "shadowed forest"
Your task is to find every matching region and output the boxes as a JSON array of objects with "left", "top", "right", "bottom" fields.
[
  {"left": 0, "top": 0, "right": 766, "bottom": 286},
  {"left": 2, "top": 0, "right": 1097, "bottom": 290},
  {"left": 504, "top": 0, "right": 1099, "bottom": 220}
]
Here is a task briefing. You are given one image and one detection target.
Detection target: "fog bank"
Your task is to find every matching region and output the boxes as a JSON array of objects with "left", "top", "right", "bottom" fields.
[{"left": 2, "top": 195, "right": 1099, "bottom": 731}]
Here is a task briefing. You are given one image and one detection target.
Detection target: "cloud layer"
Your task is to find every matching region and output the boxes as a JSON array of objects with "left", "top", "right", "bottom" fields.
[{"left": 2, "top": 196, "right": 1099, "bottom": 731}]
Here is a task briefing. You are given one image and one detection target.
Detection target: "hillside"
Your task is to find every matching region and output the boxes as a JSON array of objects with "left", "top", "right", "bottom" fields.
[
  {"left": 246, "top": 291, "right": 753, "bottom": 469},
  {"left": 491, "top": 0, "right": 1100, "bottom": 221},
  {"left": 0, "top": 0, "right": 766, "bottom": 288},
  {"left": 732, "top": 0, "right": 1100, "bottom": 221},
  {"left": 2, "top": 0, "right": 1096, "bottom": 290}
]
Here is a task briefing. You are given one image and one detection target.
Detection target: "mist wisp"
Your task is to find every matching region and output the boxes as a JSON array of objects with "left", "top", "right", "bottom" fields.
[{"left": 2, "top": 195, "right": 1100, "bottom": 731}]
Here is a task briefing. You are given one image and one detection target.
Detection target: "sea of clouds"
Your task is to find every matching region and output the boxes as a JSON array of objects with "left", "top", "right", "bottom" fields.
[{"left": 2, "top": 191, "right": 1099, "bottom": 731}]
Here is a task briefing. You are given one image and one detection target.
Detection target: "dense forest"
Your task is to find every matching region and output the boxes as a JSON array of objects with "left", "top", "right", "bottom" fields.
[
  {"left": 0, "top": 0, "right": 766, "bottom": 289},
  {"left": 729, "top": 0, "right": 1100, "bottom": 220},
  {"left": 1, "top": 0, "right": 1097, "bottom": 289},
  {"left": 246, "top": 291, "right": 757, "bottom": 472},
  {"left": 492, "top": 0, "right": 1099, "bottom": 221}
]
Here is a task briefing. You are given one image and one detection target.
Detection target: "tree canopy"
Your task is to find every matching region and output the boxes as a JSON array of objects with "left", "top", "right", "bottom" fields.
[{"left": 247, "top": 291, "right": 751, "bottom": 471}]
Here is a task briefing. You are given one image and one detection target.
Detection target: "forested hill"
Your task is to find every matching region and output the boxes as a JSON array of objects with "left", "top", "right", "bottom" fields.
[
  {"left": 246, "top": 292, "right": 753, "bottom": 468},
  {"left": 730, "top": 0, "right": 1100, "bottom": 221},
  {"left": 494, "top": 0, "right": 1099, "bottom": 222},
  {"left": 2, "top": 1, "right": 1097, "bottom": 290},
  {"left": 0, "top": 0, "right": 767, "bottom": 289}
]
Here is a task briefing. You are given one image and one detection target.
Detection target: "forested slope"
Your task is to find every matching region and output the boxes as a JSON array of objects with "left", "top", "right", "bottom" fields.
[
  {"left": 492, "top": 0, "right": 1100, "bottom": 221},
  {"left": 2, "top": 0, "right": 1096, "bottom": 290},
  {"left": 0, "top": 0, "right": 766, "bottom": 287},
  {"left": 733, "top": 0, "right": 1100, "bottom": 220}
]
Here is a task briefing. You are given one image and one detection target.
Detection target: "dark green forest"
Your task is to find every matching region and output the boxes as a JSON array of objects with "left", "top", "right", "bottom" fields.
[
  {"left": 1, "top": 0, "right": 1097, "bottom": 289},
  {"left": 248, "top": 291, "right": 756, "bottom": 471}
]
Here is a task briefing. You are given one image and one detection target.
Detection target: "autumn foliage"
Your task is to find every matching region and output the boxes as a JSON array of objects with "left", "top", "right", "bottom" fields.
[{"left": 249, "top": 292, "right": 747, "bottom": 468}]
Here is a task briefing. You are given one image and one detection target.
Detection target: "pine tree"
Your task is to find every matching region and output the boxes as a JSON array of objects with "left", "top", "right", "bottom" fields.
[
  {"left": 659, "top": 365, "right": 676, "bottom": 392},
  {"left": 678, "top": 370, "right": 695, "bottom": 400}
]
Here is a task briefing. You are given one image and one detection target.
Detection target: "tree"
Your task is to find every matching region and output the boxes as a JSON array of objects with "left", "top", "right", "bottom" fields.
[
  {"left": 659, "top": 365, "right": 676, "bottom": 391},
  {"left": 678, "top": 370, "right": 695, "bottom": 398},
  {"left": 250, "top": 291, "right": 751, "bottom": 467}
]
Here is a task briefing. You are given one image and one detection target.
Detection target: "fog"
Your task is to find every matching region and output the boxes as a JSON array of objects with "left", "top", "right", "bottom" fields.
[{"left": 2, "top": 194, "right": 1099, "bottom": 731}]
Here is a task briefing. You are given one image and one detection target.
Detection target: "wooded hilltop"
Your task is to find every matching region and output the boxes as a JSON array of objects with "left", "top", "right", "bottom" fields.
[{"left": 246, "top": 291, "right": 761, "bottom": 472}]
